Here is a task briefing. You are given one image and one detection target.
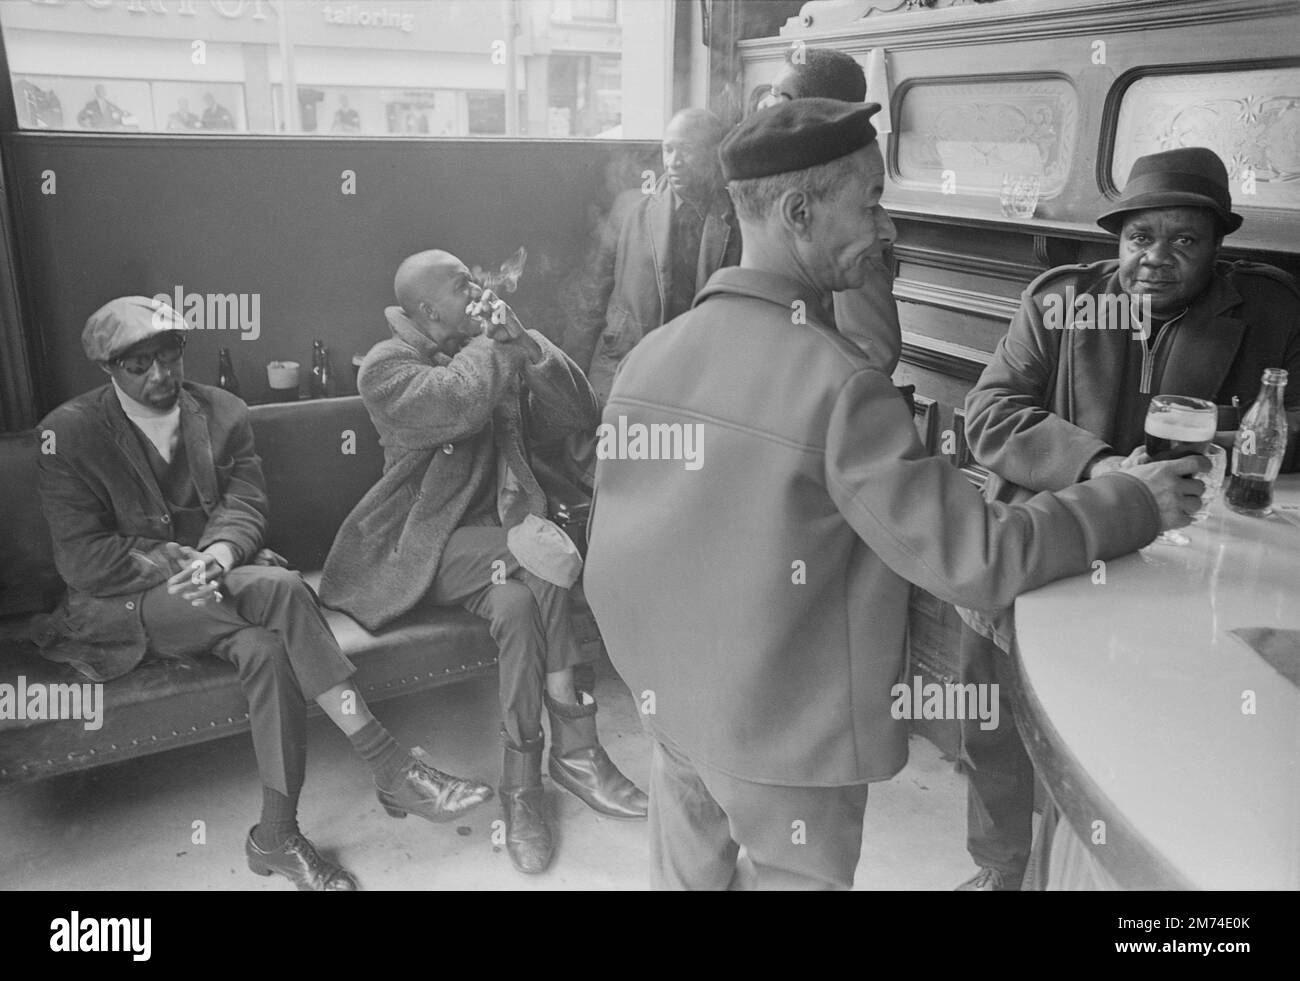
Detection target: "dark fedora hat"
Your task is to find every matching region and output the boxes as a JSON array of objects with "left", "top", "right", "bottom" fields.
[{"left": 1097, "top": 146, "right": 1242, "bottom": 236}]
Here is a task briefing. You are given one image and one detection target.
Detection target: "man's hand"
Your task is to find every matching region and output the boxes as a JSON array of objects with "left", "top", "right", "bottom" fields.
[
  {"left": 163, "top": 543, "right": 226, "bottom": 606},
  {"left": 470, "top": 289, "right": 543, "bottom": 363},
  {"left": 1087, "top": 445, "right": 1148, "bottom": 478},
  {"left": 1124, "top": 455, "right": 1208, "bottom": 531}
]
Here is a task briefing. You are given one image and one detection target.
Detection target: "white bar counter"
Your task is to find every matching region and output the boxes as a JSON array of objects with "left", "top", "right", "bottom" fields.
[{"left": 1013, "top": 475, "right": 1300, "bottom": 890}]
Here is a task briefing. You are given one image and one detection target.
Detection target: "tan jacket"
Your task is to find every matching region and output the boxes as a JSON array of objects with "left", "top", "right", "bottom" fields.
[{"left": 584, "top": 267, "right": 1162, "bottom": 786}]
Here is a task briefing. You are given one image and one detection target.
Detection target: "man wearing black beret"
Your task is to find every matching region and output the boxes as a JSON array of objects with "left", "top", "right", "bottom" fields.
[
  {"left": 759, "top": 46, "right": 903, "bottom": 376},
  {"left": 583, "top": 99, "right": 1207, "bottom": 889}
]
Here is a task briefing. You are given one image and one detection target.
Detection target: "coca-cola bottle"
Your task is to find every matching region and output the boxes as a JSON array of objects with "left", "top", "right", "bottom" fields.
[
  {"left": 217, "top": 347, "right": 240, "bottom": 397},
  {"left": 309, "top": 339, "right": 332, "bottom": 399},
  {"left": 1225, "top": 368, "right": 1289, "bottom": 517}
]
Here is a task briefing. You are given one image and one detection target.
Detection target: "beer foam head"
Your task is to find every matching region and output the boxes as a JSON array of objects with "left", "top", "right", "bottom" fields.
[{"left": 1146, "top": 405, "right": 1216, "bottom": 443}]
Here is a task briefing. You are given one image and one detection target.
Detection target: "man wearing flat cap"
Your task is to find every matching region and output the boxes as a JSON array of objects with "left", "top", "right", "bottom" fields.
[
  {"left": 954, "top": 146, "right": 1300, "bottom": 892},
  {"left": 34, "top": 297, "right": 495, "bottom": 891},
  {"left": 584, "top": 100, "right": 1206, "bottom": 889}
]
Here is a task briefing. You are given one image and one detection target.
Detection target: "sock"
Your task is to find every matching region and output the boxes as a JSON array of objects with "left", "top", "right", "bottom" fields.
[
  {"left": 349, "top": 719, "right": 410, "bottom": 791},
  {"left": 253, "top": 787, "right": 300, "bottom": 851}
]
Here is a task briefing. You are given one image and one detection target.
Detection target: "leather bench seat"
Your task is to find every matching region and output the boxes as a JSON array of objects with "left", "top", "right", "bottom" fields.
[{"left": 0, "top": 395, "right": 522, "bottom": 787}]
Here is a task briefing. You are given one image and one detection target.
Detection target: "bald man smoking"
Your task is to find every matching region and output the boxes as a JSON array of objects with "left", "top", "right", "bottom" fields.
[{"left": 321, "top": 250, "right": 647, "bottom": 875}]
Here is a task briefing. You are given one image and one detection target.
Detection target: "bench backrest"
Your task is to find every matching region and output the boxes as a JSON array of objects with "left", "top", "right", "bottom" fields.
[{"left": 0, "top": 395, "right": 384, "bottom": 619}]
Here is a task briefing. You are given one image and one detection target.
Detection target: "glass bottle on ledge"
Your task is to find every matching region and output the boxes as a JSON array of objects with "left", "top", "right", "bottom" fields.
[
  {"left": 309, "top": 340, "right": 332, "bottom": 399},
  {"left": 1225, "top": 368, "right": 1289, "bottom": 517},
  {"left": 216, "top": 347, "right": 241, "bottom": 397}
]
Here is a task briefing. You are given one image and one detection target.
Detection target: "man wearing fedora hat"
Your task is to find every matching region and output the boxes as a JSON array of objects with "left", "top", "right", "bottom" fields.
[
  {"left": 954, "top": 146, "right": 1300, "bottom": 891},
  {"left": 34, "top": 296, "right": 495, "bottom": 891},
  {"left": 584, "top": 101, "right": 1207, "bottom": 890}
]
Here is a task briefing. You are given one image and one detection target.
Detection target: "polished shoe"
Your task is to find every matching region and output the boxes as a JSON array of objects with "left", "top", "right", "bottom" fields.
[
  {"left": 545, "top": 691, "right": 648, "bottom": 820},
  {"left": 246, "top": 828, "right": 358, "bottom": 891},
  {"left": 377, "top": 745, "right": 493, "bottom": 822},
  {"left": 500, "top": 734, "right": 553, "bottom": 874},
  {"left": 955, "top": 867, "right": 1022, "bottom": 892}
]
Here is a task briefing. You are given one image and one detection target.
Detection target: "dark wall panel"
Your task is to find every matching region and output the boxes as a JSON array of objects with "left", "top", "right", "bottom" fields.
[{"left": 4, "top": 136, "right": 658, "bottom": 411}]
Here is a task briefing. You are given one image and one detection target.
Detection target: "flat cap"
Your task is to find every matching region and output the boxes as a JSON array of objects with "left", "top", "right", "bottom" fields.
[
  {"left": 720, "top": 98, "right": 880, "bottom": 182},
  {"left": 82, "top": 295, "right": 187, "bottom": 362},
  {"left": 507, "top": 514, "right": 583, "bottom": 589}
]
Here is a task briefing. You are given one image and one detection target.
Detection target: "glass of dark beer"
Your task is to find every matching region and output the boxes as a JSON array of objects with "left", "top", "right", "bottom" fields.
[{"left": 1144, "top": 395, "right": 1218, "bottom": 544}]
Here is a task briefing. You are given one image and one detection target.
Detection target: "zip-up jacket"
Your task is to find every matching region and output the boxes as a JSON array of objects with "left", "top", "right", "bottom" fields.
[{"left": 966, "top": 258, "right": 1300, "bottom": 506}]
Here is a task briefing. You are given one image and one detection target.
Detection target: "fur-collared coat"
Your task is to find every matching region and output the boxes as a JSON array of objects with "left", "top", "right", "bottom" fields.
[{"left": 319, "top": 308, "right": 598, "bottom": 631}]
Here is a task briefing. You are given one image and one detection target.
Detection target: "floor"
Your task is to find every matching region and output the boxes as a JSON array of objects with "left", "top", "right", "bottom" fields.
[{"left": 0, "top": 660, "right": 976, "bottom": 890}]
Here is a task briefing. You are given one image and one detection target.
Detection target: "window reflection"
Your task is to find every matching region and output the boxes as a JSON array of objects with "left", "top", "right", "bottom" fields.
[{"left": 1, "top": 0, "right": 647, "bottom": 138}]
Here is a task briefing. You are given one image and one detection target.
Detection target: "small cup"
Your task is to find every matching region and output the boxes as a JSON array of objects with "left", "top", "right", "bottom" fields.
[
  {"left": 1000, "top": 174, "right": 1041, "bottom": 219},
  {"left": 267, "top": 360, "right": 300, "bottom": 402}
]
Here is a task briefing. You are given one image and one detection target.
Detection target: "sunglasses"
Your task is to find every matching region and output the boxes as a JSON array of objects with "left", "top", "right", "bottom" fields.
[{"left": 113, "top": 335, "right": 186, "bottom": 375}]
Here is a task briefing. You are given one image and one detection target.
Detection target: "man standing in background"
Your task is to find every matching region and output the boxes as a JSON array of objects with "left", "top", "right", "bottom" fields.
[{"left": 565, "top": 108, "right": 741, "bottom": 407}]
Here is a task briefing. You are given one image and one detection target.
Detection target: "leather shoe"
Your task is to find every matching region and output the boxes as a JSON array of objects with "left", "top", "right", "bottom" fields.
[
  {"left": 546, "top": 692, "right": 648, "bottom": 820},
  {"left": 377, "top": 746, "right": 493, "bottom": 822},
  {"left": 500, "top": 734, "right": 553, "bottom": 874},
  {"left": 955, "top": 867, "right": 1021, "bottom": 891},
  {"left": 246, "top": 828, "right": 358, "bottom": 891}
]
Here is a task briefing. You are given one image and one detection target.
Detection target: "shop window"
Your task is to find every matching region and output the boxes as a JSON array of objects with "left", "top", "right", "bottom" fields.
[{"left": 1, "top": 0, "right": 665, "bottom": 139}]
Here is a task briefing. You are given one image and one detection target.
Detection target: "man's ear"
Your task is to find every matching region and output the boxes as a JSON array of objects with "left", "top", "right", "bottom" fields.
[
  {"left": 777, "top": 189, "right": 814, "bottom": 240},
  {"left": 420, "top": 300, "right": 437, "bottom": 323}
]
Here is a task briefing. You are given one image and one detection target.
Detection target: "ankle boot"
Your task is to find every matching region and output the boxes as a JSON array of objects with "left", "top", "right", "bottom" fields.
[
  {"left": 545, "top": 691, "right": 648, "bottom": 820},
  {"left": 499, "top": 733, "right": 553, "bottom": 874}
]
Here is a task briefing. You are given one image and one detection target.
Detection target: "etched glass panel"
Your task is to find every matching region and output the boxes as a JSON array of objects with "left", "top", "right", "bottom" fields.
[
  {"left": 895, "top": 77, "right": 1078, "bottom": 195},
  {"left": 1113, "top": 68, "right": 1300, "bottom": 212}
]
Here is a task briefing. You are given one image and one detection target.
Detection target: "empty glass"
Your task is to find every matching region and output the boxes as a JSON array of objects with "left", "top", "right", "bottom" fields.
[{"left": 1000, "top": 174, "right": 1041, "bottom": 219}]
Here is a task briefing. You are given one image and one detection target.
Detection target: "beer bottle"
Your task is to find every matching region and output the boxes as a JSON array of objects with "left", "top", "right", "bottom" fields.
[
  {"left": 1225, "top": 368, "right": 1289, "bottom": 517},
  {"left": 309, "top": 340, "right": 332, "bottom": 399},
  {"left": 217, "top": 347, "right": 240, "bottom": 397}
]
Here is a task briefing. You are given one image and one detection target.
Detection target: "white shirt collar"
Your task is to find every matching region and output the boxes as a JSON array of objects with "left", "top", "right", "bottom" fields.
[{"left": 112, "top": 379, "right": 181, "bottom": 462}]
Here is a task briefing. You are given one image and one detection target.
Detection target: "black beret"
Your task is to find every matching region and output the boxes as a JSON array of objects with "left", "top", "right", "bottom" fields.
[{"left": 720, "top": 98, "right": 880, "bottom": 182}]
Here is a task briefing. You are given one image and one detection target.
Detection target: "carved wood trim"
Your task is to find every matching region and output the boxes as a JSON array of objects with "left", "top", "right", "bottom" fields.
[
  {"left": 748, "top": 0, "right": 1300, "bottom": 51},
  {"left": 893, "top": 241, "right": 1043, "bottom": 285},
  {"left": 894, "top": 278, "right": 1020, "bottom": 322},
  {"left": 885, "top": 204, "right": 1114, "bottom": 243},
  {"left": 787, "top": 0, "right": 990, "bottom": 36},
  {"left": 899, "top": 331, "right": 990, "bottom": 381}
]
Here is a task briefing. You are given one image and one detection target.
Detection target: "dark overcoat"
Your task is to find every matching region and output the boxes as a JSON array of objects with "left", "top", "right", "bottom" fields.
[
  {"left": 33, "top": 382, "right": 268, "bottom": 681},
  {"left": 564, "top": 175, "right": 741, "bottom": 405}
]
